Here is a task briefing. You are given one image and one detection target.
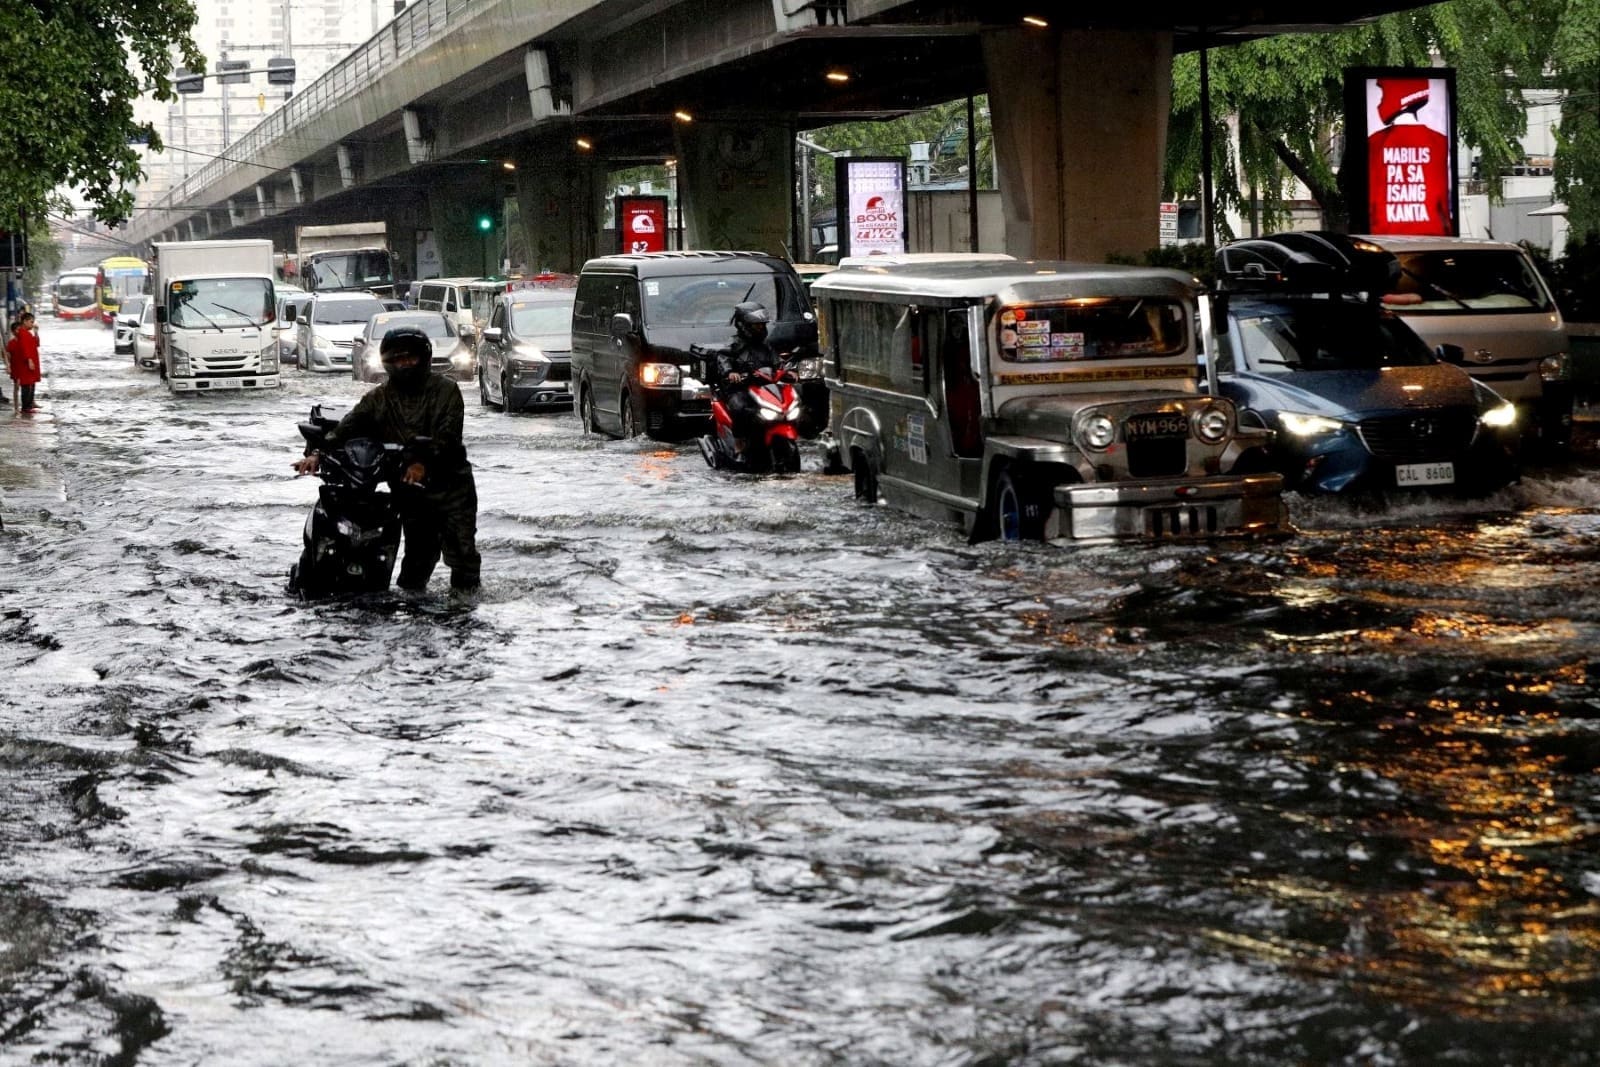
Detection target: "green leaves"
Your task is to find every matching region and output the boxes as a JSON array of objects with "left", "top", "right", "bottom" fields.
[{"left": 0, "top": 0, "right": 201, "bottom": 228}]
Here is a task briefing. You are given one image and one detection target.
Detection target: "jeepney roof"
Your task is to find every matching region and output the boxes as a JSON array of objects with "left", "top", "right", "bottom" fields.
[{"left": 810, "top": 260, "right": 1199, "bottom": 305}]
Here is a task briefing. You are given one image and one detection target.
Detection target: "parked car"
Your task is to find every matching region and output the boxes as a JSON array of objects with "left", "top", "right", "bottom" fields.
[
  {"left": 294, "top": 292, "right": 389, "bottom": 373},
  {"left": 351, "top": 310, "right": 473, "bottom": 383},
  {"left": 571, "top": 251, "right": 821, "bottom": 440},
  {"left": 1212, "top": 232, "right": 1519, "bottom": 496},
  {"left": 812, "top": 256, "right": 1289, "bottom": 542},
  {"left": 133, "top": 299, "right": 159, "bottom": 370},
  {"left": 1359, "top": 234, "right": 1573, "bottom": 453},
  {"left": 275, "top": 291, "right": 312, "bottom": 366},
  {"left": 114, "top": 295, "right": 149, "bottom": 356},
  {"left": 476, "top": 290, "right": 576, "bottom": 412}
]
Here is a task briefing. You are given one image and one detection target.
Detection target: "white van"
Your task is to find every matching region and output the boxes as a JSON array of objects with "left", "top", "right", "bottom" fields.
[
  {"left": 415, "top": 277, "right": 480, "bottom": 343},
  {"left": 1360, "top": 235, "right": 1572, "bottom": 451}
]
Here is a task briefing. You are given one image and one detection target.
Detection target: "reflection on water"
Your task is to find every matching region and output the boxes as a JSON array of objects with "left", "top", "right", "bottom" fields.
[{"left": 2, "top": 323, "right": 1600, "bottom": 1063}]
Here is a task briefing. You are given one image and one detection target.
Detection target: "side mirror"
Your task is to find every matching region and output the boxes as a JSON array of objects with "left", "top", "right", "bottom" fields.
[
  {"left": 481, "top": 327, "right": 503, "bottom": 344},
  {"left": 1436, "top": 342, "right": 1464, "bottom": 363},
  {"left": 155, "top": 306, "right": 167, "bottom": 325},
  {"left": 610, "top": 312, "right": 633, "bottom": 341},
  {"left": 283, "top": 304, "right": 297, "bottom": 323}
]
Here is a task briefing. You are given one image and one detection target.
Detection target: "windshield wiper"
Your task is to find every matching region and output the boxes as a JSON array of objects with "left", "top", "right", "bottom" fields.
[
  {"left": 212, "top": 302, "right": 266, "bottom": 327},
  {"left": 179, "top": 303, "right": 227, "bottom": 332},
  {"left": 1396, "top": 264, "right": 1472, "bottom": 310}
]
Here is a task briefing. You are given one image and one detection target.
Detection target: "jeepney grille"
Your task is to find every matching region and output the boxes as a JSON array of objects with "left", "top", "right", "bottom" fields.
[
  {"left": 1356, "top": 411, "right": 1475, "bottom": 462},
  {"left": 1125, "top": 438, "right": 1188, "bottom": 478},
  {"left": 1146, "top": 505, "right": 1220, "bottom": 537}
]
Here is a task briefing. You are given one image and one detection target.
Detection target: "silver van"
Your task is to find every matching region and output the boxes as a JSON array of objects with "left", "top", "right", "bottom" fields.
[
  {"left": 415, "top": 277, "right": 480, "bottom": 344},
  {"left": 1360, "top": 235, "right": 1572, "bottom": 450},
  {"left": 811, "top": 258, "right": 1289, "bottom": 542}
]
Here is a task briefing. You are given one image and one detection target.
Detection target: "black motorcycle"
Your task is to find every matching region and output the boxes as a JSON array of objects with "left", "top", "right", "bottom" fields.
[{"left": 287, "top": 404, "right": 408, "bottom": 598}]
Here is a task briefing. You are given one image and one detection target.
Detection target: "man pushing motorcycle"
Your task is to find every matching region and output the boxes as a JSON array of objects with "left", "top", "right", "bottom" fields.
[{"left": 291, "top": 326, "right": 481, "bottom": 592}]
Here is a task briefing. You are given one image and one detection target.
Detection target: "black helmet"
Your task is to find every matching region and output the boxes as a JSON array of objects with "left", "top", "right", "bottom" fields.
[
  {"left": 380, "top": 325, "right": 432, "bottom": 391},
  {"left": 731, "top": 301, "right": 770, "bottom": 344}
]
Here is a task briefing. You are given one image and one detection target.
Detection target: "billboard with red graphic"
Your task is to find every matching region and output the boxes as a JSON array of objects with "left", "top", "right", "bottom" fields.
[
  {"left": 1343, "top": 67, "right": 1458, "bottom": 236},
  {"left": 618, "top": 195, "right": 669, "bottom": 254},
  {"left": 835, "top": 157, "right": 907, "bottom": 259}
]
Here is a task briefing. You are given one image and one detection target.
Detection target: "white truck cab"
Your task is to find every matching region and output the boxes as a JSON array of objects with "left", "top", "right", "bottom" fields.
[{"left": 152, "top": 239, "right": 281, "bottom": 393}]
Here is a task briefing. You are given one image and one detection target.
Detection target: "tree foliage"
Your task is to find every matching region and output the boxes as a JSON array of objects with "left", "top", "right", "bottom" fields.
[
  {"left": 1168, "top": 1, "right": 1567, "bottom": 236},
  {"left": 1551, "top": 0, "right": 1600, "bottom": 238},
  {"left": 0, "top": 0, "right": 203, "bottom": 228}
]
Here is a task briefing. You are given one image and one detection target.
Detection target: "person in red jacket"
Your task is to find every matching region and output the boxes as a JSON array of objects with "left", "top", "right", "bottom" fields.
[{"left": 7, "top": 311, "right": 41, "bottom": 411}]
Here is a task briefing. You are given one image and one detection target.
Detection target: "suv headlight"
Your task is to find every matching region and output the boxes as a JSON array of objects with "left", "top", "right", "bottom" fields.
[
  {"left": 1480, "top": 401, "right": 1517, "bottom": 428},
  {"left": 1540, "top": 352, "right": 1570, "bottom": 382},
  {"left": 1278, "top": 412, "right": 1343, "bottom": 437},
  {"left": 1193, "top": 406, "right": 1229, "bottom": 443},
  {"left": 1081, "top": 413, "right": 1116, "bottom": 450},
  {"left": 640, "top": 362, "right": 681, "bottom": 387}
]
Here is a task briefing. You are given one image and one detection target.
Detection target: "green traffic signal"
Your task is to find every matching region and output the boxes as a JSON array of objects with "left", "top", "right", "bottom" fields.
[{"left": 476, "top": 215, "right": 493, "bottom": 232}]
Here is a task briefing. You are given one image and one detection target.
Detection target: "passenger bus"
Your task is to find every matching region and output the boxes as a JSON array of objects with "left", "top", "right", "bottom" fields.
[
  {"left": 52, "top": 269, "right": 101, "bottom": 321},
  {"left": 96, "top": 256, "right": 150, "bottom": 325}
]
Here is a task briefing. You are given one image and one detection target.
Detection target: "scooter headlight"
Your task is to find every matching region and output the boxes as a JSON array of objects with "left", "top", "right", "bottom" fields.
[
  {"left": 759, "top": 407, "right": 781, "bottom": 422},
  {"left": 1081, "top": 413, "right": 1116, "bottom": 451}
]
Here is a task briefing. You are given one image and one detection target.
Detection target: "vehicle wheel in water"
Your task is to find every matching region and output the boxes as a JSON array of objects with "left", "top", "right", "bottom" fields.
[
  {"left": 992, "top": 469, "right": 1047, "bottom": 542},
  {"left": 502, "top": 376, "right": 516, "bottom": 415},
  {"left": 620, "top": 392, "right": 637, "bottom": 439},
  {"left": 579, "top": 386, "right": 601, "bottom": 436},
  {"left": 852, "top": 449, "right": 878, "bottom": 503},
  {"left": 771, "top": 437, "right": 800, "bottom": 474}
]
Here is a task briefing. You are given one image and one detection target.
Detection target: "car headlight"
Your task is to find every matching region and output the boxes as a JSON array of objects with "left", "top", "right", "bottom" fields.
[
  {"left": 640, "top": 362, "right": 681, "bottom": 387},
  {"left": 312, "top": 333, "right": 332, "bottom": 350},
  {"left": 1193, "top": 406, "right": 1229, "bottom": 443},
  {"left": 1540, "top": 352, "right": 1570, "bottom": 382},
  {"left": 1480, "top": 402, "right": 1517, "bottom": 428},
  {"left": 169, "top": 345, "right": 190, "bottom": 374},
  {"left": 1278, "top": 412, "right": 1344, "bottom": 437},
  {"left": 260, "top": 344, "right": 278, "bottom": 372},
  {"left": 1081, "top": 413, "right": 1116, "bottom": 451}
]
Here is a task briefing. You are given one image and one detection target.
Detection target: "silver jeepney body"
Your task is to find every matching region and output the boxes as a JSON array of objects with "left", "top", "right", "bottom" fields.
[{"left": 812, "top": 259, "right": 1290, "bottom": 542}]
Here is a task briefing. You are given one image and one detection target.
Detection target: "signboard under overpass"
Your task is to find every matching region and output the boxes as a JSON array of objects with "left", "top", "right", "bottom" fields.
[
  {"left": 1343, "top": 66, "right": 1459, "bottom": 236},
  {"left": 836, "top": 157, "right": 907, "bottom": 259}
]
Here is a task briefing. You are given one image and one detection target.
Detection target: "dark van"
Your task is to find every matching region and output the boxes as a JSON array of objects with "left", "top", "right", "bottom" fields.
[{"left": 571, "top": 251, "right": 817, "bottom": 440}]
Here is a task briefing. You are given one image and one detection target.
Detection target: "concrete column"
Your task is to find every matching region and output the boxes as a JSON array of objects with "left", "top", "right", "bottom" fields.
[
  {"left": 514, "top": 154, "right": 600, "bottom": 274},
  {"left": 525, "top": 47, "right": 570, "bottom": 122},
  {"left": 402, "top": 108, "right": 433, "bottom": 165},
  {"left": 338, "top": 144, "right": 359, "bottom": 189},
  {"left": 256, "top": 184, "right": 270, "bottom": 218},
  {"left": 289, "top": 167, "right": 305, "bottom": 206},
  {"left": 427, "top": 168, "right": 502, "bottom": 277},
  {"left": 982, "top": 28, "right": 1172, "bottom": 262},
  {"left": 673, "top": 120, "right": 793, "bottom": 254}
]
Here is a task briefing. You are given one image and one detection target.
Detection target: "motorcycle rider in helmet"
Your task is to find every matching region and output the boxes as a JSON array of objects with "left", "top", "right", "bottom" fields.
[
  {"left": 291, "top": 325, "right": 481, "bottom": 592},
  {"left": 715, "top": 301, "right": 781, "bottom": 452}
]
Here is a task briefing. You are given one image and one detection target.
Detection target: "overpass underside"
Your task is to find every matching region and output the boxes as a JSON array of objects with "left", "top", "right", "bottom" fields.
[{"left": 138, "top": 0, "right": 1430, "bottom": 273}]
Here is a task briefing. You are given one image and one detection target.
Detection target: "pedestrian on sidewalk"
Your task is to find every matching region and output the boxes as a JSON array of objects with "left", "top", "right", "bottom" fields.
[{"left": 6, "top": 311, "right": 41, "bottom": 412}]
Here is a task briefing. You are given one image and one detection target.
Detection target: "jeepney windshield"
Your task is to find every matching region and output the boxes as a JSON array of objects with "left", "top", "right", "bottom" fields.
[{"left": 998, "top": 297, "right": 1188, "bottom": 363}]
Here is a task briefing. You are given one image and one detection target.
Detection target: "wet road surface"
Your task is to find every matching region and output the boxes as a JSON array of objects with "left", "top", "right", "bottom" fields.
[{"left": 3, "top": 320, "right": 1600, "bottom": 1064}]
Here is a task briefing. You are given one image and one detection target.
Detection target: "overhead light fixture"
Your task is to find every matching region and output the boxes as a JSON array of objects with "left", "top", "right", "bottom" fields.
[
  {"left": 825, "top": 70, "right": 850, "bottom": 83},
  {"left": 575, "top": 137, "right": 593, "bottom": 151},
  {"left": 673, "top": 110, "right": 693, "bottom": 123},
  {"left": 1022, "top": 15, "right": 1048, "bottom": 27}
]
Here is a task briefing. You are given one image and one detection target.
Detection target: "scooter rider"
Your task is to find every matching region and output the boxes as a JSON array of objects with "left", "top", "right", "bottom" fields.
[
  {"left": 715, "top": 301, "right": 781, "bottom": 448},
  {"left": 291, "top": 326, "right": 481, "bottom": 592}
]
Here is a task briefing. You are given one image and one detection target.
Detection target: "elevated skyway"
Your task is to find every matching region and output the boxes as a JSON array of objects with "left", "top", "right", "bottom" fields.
[{"left": 127, "top": 0, "right": 1430, "bottom": 273}]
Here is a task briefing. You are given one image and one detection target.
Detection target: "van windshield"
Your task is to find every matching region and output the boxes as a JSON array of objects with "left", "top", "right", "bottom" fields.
[
  {"left": 999, "top": 297, "right": 1188, "bottom": 363},
  {"left": 642, "top": 273, "right": 803, "bottom": 327},
  {"left": 168, "top": 278, "right": 275, "bottom": 328},
  {"left": 1382, "top": 250, "right": 1553, "bottom": 313}
]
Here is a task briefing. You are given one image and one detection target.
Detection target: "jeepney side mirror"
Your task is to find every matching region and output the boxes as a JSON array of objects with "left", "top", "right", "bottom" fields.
[{"left": 610, "top": 312, "right": 633, "bottom": 341}]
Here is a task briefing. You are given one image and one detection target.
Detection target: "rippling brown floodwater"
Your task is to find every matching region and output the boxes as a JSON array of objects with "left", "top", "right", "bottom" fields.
[{"left": 3, "top": 322, "right": 1600, "bottom": 1064}]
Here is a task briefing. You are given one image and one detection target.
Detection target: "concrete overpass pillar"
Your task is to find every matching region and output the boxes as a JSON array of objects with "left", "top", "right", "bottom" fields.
[
  {"left": 514, "top": 155, "right": 600, "bottom": 274},
  {"left": 982, "top": 28, "right": 1172, "bottom": 262},
  {"left": 427, "top": 169, "right": 503, "bottom": 277},
  {"left": 673, "top": 121, "right": 793, "bottom": 254}
]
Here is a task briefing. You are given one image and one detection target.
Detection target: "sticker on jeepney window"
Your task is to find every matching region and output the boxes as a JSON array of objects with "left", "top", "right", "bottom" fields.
[
  {"left": 1017, "top": 319, "right": 1049, "bottom": 335},
  {"left": 998, "top": 300, "right": 1189, "bottom": 363},
  {"left": 1051, "top": 332, "right": 1083, "bottom": 347},
  {"left": 645, "top": 281, "right": 660, "bottom": 296},
  {"left": 906, "top": 412, "right": 928, "bottom": 464}
]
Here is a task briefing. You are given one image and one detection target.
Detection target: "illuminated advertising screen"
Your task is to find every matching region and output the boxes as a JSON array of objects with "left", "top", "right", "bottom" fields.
[
  {"left": 835, "top": 157, "right": 907, "bottom": 258},
  {"left": 617, "top": 195, "right": 669, "bottom": 254},
  {"left": 1343, "top": 67, "right": 1458, "bottom": 236}
]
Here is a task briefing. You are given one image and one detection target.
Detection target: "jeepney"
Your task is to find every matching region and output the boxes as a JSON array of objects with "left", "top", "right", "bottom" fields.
[{"left": 811, "top": 258, "right": 1291, "bottom": 542}]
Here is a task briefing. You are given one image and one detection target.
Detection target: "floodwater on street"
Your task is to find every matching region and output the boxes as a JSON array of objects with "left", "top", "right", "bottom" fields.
[{"left": 3, "top": 319, "right": 1600, "bottom": 1064}]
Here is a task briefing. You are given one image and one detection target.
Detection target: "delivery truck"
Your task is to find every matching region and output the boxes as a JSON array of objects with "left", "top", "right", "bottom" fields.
[
  {"left": 294, "top": 222, "right": 400, "bottom": 298},
  {"left": 152, "top": 239, "right": 281, "bottom": 394}
]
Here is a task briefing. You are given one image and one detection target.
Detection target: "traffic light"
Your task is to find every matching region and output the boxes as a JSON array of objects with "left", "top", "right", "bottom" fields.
[
  {"left": 174, "top": 67, "right": 203, "bottom": 94},
  {"left": 476, "top": 213, "right": 494, "bottom": 233},
  {"left": 266, "top": 57, "right": 296, "bottom": 85}
]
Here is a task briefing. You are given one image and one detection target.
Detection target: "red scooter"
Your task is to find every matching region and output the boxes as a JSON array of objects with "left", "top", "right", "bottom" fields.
[{"left": 696, "top": 356, "right": 804, "bottom": 474}]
